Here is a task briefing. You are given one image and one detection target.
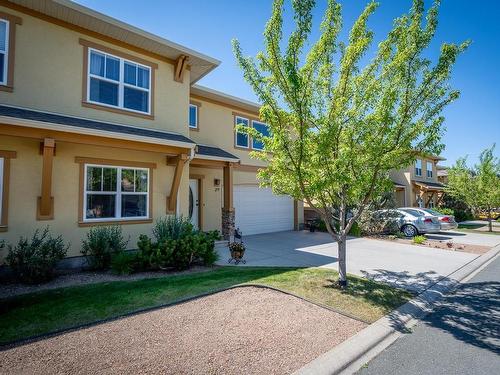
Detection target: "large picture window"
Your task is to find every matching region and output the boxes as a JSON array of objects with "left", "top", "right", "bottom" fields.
[
  {"left": 0, "top": 19, "right": 9, "bottom": 86},
  {"left": 251, "top": 120, "right": 270, "bottom": 150},
  {"left": 84, "top": 164, "right": 149, "bottom": 221},
  {"left": 87, "top": 48, "right": 151, "bottom": 114}
]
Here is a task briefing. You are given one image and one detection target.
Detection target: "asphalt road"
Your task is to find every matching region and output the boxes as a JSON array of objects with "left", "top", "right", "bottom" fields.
[{"left": 357, "top": 254, "right": 500, "bottom": 375}]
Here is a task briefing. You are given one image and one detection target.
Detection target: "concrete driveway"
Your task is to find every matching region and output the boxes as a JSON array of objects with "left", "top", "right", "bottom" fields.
[
  {"left": 426, "top": 230, "right": 500, "bottom": 247},
  {"left": 217, "top": 231, "right": 479, "bottom": 293}
]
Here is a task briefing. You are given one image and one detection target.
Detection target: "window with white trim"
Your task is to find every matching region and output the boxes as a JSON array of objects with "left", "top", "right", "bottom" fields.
[
  {"left": 251, "top": 120, "right": 269, "bottom": 150},
  {"left": 415, "top": 159, "right": 422, "bottom": 177},
  {"left": 235, "top": 116, "right": 249, "bottom": 148},
  {"left": 426, "top": 161, "right": 433, "bottom": 178},
  {"left": 84, "top": 164, "right": 149, "bottom": 221},
  {"left": 189, "top": 104, "right": 198, "bottom": 129},
  {"left": 0, "top": 19, "right": 9, "bottom": 85},
  {"left": 87, "top": 48, "right": 151, "bottom": 114}
]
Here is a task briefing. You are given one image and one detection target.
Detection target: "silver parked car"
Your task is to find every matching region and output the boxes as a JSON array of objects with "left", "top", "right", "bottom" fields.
[
  {"left": 375, "top": 208, "right": 441, "bottom": 237},
  {"left": 400, "top": 207, "right": 458, "bottom": 231}
]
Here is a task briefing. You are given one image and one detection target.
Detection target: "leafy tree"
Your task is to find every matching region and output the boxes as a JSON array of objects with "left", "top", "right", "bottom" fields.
[
  {"left": 232, "top": 0, "right": 468, "bottom": 286},
  {"left": 446, "top": 145, "right": 500, "bottom": 231}
]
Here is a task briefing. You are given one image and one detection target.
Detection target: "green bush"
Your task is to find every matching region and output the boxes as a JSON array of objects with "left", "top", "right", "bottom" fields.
[
  {"left": 413, "top": 235, "right": 426, "bottom": 245},
  {"left": 436, "top": 207, "right": 454, "bottom": 216},
  {"left": 81, "top": 226, "right": 129, "bottom": 270},
  {"left": 4, "top": 227, "right": 69, "bottom": 284},
  {"left": 137, "top": 217, "right": 219, "bottom": 271},
  {"left": 111, "top": 252, "right": 137, "bottom": 275}
]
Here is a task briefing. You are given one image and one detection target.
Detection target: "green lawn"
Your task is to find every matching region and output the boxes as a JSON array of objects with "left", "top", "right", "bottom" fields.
[
  {"left": 457, "top": 223, "right": 500, "bottom": 235},
  {"left": 0, "top": 267, "right": 413, "bottom": 345}
]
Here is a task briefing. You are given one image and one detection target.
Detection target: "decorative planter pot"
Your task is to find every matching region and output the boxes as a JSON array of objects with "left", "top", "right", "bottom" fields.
[{"left": 230, "top": 249, "right": 245, "bottom": 260}]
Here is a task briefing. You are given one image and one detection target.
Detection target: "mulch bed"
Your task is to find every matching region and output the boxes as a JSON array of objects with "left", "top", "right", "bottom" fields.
[
  {"left": 370, "top": 235, "right": 491, "bottom": 255},
  {"left": 0, "top": 287, "right": 366, "bottom": 375}
]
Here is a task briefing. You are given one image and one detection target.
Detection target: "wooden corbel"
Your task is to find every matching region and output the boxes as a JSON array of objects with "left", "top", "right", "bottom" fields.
[{"left": 174, "top": 55, "right": 188, "bottom": 83}]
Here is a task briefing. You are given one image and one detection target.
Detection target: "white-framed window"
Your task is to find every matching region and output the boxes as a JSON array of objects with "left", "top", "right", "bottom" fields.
[
  {"left": 189, "top": 104, "right": 198, "bottom": 129},
  {"left": 415, "top": 159, "right": 422, "bottom": 177},
  {"left": 235, "top": 116, "right": 249, "bottom": 148},
  {"left": 426, "top": 161, "right": 433, "bottom": 178},
  {"left": 251, "top": 120, "right": 269, "bottom": 150},
  {"left": 84, "top": 164, "right": 149, "bottom": 222},
  {"left": 0, "top": 157, "right": 4, "bottom": 219},
  {"left": 0, "top": 19, "right": 9, "bottom": 86},
  {"left": 87, "top": 48, "right": 151, "bottom": 114}
]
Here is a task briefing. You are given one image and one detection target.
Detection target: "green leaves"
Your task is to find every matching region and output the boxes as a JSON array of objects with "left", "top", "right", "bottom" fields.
[{"left": 233, "top": 0, "right": 467, "bottom": 236}]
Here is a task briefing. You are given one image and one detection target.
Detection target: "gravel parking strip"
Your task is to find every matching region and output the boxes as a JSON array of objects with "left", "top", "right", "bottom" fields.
[{"left": 0, "top": 287, "right": 366, "bottom": 374}]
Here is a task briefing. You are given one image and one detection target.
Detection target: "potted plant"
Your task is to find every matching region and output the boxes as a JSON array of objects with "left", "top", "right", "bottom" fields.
[{"left": 228, "top": 241, "right": 246, "bottom": 261}]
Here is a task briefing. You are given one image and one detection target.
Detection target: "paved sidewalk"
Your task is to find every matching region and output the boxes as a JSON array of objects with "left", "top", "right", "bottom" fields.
[
  {"left": 357, "top": 254, "right": 500, "bottom": 375},
  {"left": 217, "top": 231, "right": 478, "bottom": 292}
]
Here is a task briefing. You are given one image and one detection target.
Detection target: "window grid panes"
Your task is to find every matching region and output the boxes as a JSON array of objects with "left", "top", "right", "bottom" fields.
[
  {"left": 426, "top": 161, "right": 433, "bottom": 178},
  {"left": 235, "top": 116, "right": 249, "bottom": 148},
  {"left": 0, "top": 19, "right": 9, "bottom": 85},
  {"left": 189, "top": 104, "right": 198, "bottom": 128},
  {"left": 84, "top": 164, "right": 149, "bottom": 221},
  {"left": 88, "top": 48, "right": 151, "bottom": 114},
  {"left": 252, "top": 120, "right": 269, "bottom": 150},
  {"left": 415, "top": 159, "right": 422, "bottom": 177}
]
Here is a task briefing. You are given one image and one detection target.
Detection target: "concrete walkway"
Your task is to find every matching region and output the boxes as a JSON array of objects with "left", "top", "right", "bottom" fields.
[
  {"left": 217, "top": 231, "right": 478, "bottom": 292},
  {"left": 357, "top": 254, "right": 500, "bottom": 375}
]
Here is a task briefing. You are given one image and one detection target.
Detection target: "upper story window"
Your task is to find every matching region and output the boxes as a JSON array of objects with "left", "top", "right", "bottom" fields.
[
  {"left": 235, "top": 116, "right": 250, "bottom": 148},
  {"left": 426, "top": 161, "right": 433, "bottom": 178},
  {"left": 189, "top": 104, "right": 198, "bottom": 129},
  {"left": 252, "top": 120, "right": 270, "bottom": 150},
  {"left": 84, "top": 163, "right": 149, "bottom": 222},
  {"left": 415, "top": 159, "right": 422, "bottom": 177},
  {"left": 87, "top": 48, "right": 151, "bottom": 115},
  {"left": 0, "top": 19, "right": 9, "bottom": 86}
]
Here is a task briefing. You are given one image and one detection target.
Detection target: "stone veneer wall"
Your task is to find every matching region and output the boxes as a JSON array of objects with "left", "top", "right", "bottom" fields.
[{"left": 221, "top": 208, "right": 235, "bottom": 240}]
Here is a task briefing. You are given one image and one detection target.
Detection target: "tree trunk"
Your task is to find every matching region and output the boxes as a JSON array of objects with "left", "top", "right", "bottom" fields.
[
  {"left": 488, "top": 209, "right": 493, "bottom": 232},
  {"left": 337, "top": 237, "right": 347, "bottom": 288}
]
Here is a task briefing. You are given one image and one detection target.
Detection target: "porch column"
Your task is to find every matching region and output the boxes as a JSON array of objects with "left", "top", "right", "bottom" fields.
[
  {"left": 166, "top": 153, "right": 188, "bottom": 214},
  {"left": 222, "top": 162, "right": 234, "bottom": 240},
  {"left": 37, "top": 138, "right": 55, "bottom": 220}
]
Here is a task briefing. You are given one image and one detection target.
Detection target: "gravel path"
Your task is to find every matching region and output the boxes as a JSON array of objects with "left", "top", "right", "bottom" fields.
[
  {"left": 0, "top": 287, "right": 366, "bottom": 374},
  {"left": 0, "top": 266, "right": 212, "bottom": 299}
]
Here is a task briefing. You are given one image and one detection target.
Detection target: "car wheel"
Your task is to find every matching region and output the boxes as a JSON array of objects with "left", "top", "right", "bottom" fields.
[{"left": 402, "top": 224, "right": 418, "bottom": 237}]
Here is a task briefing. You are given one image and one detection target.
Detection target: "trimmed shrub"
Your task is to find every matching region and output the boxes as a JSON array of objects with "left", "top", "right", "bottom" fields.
[
  {"left": 413, "top": 235, "right": 426, "bottom": 245},
  {"left": 137, "top": 217, "right": 220, "bottom": 271},
  {"left": 436, "top": 207, "right": 454, "bottom": 216},
  {"left": 111, "top": 252, "right": 137, "bottom": 275},
  {"left": 81, "top": 226, "right": 129, "bottom": 270},
  {"left": 4, "top": 227, "right": 69, "bottom": 284}
]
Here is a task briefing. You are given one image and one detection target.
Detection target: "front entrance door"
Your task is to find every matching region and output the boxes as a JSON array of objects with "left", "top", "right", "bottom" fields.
[{"left": 189, "top": 179, "right": 199, "bottom": 230}]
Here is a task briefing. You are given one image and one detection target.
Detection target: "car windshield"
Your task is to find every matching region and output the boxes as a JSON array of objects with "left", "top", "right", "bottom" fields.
[{"left": 422, "top": 209, "right": 442, "bottom": 216}]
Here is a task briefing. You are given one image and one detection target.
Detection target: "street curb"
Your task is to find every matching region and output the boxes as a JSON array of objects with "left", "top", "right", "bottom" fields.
[{"left": 293, "top": 244, "right": 500, "bottom": 375}]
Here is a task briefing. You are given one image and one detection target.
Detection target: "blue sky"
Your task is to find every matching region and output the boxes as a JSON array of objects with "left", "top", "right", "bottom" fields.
[{"left": 76, "top": 0, "right": 499, "bottom": 166}]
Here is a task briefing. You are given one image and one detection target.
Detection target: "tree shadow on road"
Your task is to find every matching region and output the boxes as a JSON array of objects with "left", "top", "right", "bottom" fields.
[
  {"left": 419, "top": 281, "right": 500, "bottom": 354},
  {"left": 359, "top": 269, "right": 445, "bottom": 293}
]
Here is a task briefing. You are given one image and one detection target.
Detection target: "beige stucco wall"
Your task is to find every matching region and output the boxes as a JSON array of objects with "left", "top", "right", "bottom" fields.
[
  {"left": 188, "top": 98, "right": 267, "bottom": 167},
  {"left": 0, "top": 135, "right": 189, "bottom": 259},
  {"left": 0, "top": 5, "right": 190, "bottom": 136}
]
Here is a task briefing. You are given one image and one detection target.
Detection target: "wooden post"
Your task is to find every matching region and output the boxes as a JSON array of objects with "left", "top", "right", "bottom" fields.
[
  {"left": 167, "top": 154, "right": 188, "bottom": 214},
  {"left": 37, "top": 138, "right": 55, "bottom": 220},
  {"left": 174, "top": 55, "right": 188, "bottom": 83},
  {"left": 223, "top": 163, "right": 233, "bottom": 210}
]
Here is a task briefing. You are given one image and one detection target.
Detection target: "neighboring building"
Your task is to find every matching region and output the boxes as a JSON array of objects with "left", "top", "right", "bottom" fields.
[
  {"left": 390, "top": 155, "right": 446, "bottom": 208},
  {"left": 0, "top": 0, "right": 303, "bottom": 260},
  {"left": 437, "top": 165, "right": 448, "bottom": 185}
]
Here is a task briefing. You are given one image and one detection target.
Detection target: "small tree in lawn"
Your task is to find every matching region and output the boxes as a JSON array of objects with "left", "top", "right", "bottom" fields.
[
  {"left": 232, "top": 0, "right": 468, "bottom": 287},
  {"left": 446, "top": 146, "right": 500, "bottom": 232}
]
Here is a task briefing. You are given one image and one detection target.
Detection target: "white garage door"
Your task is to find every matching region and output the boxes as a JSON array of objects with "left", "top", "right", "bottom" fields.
[{"left": 234, "top": 185, "right": 294, "bottom": 235}]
